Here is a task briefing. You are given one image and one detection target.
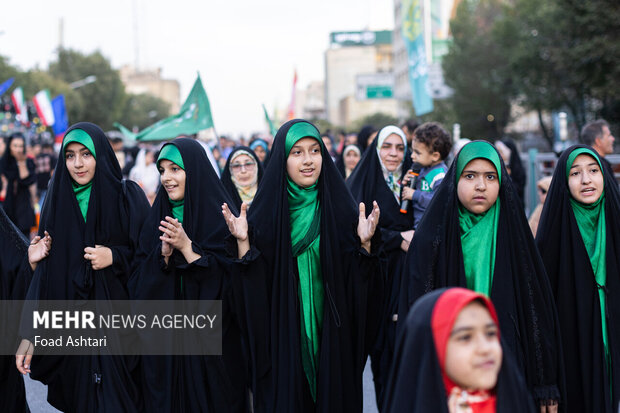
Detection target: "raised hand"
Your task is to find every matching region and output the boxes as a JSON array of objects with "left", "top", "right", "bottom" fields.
[
  {"left": 84, "top": 245, "right": 113, "bottom": 270},
  {"left": 358, "top": 201, "right": 380, "bottom": 253},
  {"left": 221, "top": 202, "right": 248, "bottom": 241},
  {"left": 28, "top": 231, "right": 52, "bottom": 270}
]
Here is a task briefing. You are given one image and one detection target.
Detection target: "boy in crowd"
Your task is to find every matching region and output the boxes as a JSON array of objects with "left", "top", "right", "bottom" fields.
[{"left": 402, "top": 122, "right": 452, "bottom": 229}]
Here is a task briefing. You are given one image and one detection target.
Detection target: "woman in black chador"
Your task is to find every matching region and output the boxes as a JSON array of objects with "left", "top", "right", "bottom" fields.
[
  {"left": 398, "top": 141, "right": 563, "bottom": 412},
  {"left": 536, "top": 145, "right": 620, "bottom": 412},
  {"left": 129, "top": 138, "right": 249, "bottom": 412},
  {"left": 220, "top": 146, "right": 263, "bottom": 210},
  {"left": 222, "top": 119, "right": 382, "bottom": 412},
  {"left": 1, "top": 208, "right": 32, "bottom": 412},
  {"left": 346, "top": 125, "right": 412, "bottom": 408},
  {"left": 15, "top": 122, "right": 150, "bottom": 412},
  {"left": 0, "top": 133, "right": 36, "bottom": 236}
]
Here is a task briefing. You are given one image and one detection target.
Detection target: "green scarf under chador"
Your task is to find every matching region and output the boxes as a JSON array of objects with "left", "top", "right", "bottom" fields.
[
  {"left": 456, "top": 141, "right": 502, "bottom": 297},
  {"left": 63, "top": 129, "right": 97, "bottom": 222},
  {"left": 566, "top": 147, "right": 610, "bottom": 382},
  {"left": 285, "top": 121, "right": 324, "bottom": 402},
  {"left": 157, "top": 144, "right": 185, "bottom": 224}
]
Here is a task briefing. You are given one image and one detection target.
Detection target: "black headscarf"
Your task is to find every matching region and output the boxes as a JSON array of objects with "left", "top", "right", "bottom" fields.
[
  {"left": 0, "top": 133, "right": 36, "bottom": 235},
  {"left": 356, "top": 125, "right": 377, "bottom": 153},
  {"left": 129, "top": 138, "right": 248, "bottom": 412},
  {"left": 236, "top": 119, "right": 383, "bottom": 412},
  {"left": 501, "top": 138, "right": 526, "bottom": 208},
  {"left": 399, "top": 140, "right": 564, "bottom": 406},
  {"left": 536, "top": 144, "right": 620, "bottom": 412},
  {"left": 384, "top": 288, "right": 536, "bottom": 413},
  {"left": 220, "top": 146, "right": 264, "bottom": 210},
  {"left": 24, "top": 122, "right": 150, "bottom": 412},
  {"left": 0, "top": 207, "right": 31, "bottom": 413}
]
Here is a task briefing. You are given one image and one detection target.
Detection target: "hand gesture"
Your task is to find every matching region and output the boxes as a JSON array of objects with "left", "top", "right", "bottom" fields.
[
  {"left": 29, "top": 231, "right": 52, "bottom": 270},
  {"left": 15, "top": 339, "right": 34, "bottom": 375},
  {"left": 400, "top": 229, "right": 414, "bottom": 252},
  {"left": 159, "top": 216, "right": 191, "bottom": 251},
  {"left": 222, "top": 202, "right": 248, "bottom": 241},
  {"left": 401, "top": 186, "right": 414, "bottom": 201},
  {"left": 84, "top": 245, "right": 113, "bottom": 270},
  {"left": 161, "top": 240, "right": 173, "bottom": 258},
  {"left": 357, "top": 201, "right": 380, "bottom": 246}
]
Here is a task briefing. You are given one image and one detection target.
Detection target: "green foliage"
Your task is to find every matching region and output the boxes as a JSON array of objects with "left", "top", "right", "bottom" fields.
[
  {"left": 118, "top": 93, "right": 171, "bottom": 130},
  {"left": 48, "top": 49, "right": 126, "bottom": 130}
]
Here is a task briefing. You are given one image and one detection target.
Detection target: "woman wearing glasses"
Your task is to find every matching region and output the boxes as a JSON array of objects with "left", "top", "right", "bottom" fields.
[{"left": 221, "top": 147, "right": 263, "bottom": 209}]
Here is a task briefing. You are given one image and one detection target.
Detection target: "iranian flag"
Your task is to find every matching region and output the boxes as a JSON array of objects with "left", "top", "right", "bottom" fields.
[
  {"left": 11, "top": 86, "right": 29, "bottom": 124},
  {"left": 33, "top": 89, "right": 55, "bottom": 126}
]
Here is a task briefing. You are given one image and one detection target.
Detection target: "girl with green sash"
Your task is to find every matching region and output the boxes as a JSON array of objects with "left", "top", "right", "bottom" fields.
[
  {"left": 399, "top": 140, "right": 563, "bottom": 412},
  {"left": 223, "top": 119, "right": 383, "bottom": 412},
  {"left": 536, "top": 144, "right": 620, "bottom": 413}
]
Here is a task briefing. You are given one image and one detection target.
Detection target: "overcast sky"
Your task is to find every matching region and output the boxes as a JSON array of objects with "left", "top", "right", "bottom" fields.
[{"left": 1, "top": 0, "right": 394, "bottom": 137}]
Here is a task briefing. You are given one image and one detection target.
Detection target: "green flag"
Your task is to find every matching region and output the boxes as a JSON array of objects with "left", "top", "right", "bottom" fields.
[
  {"left": 114, "top": 122, "right": 137, "bottom": 141},
  {"left": 262, "top": 103, "right": 278, "bottom": 137},
  {"left": 136, "top": 74, "right": 214, "bottom": 141}
]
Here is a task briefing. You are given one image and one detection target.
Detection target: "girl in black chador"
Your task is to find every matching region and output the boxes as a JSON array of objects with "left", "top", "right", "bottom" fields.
[
  {"left": 384, "top": 287, "right": 536, "bottom": 413},
  {"left": 16, "top": 122, "right": 151, "bottom": 412},
  {"left": 222, "top": 119, "right": 382, "bottom": 412},
  {"left": 0, "top": 133, "right": 36, "bottom": 236},
  {"left": 536, "top": 145, "right": 620, "bottom": 412},
  {"left": 346, "top": 125, "right": 412, "bottom": 408},
  {"left": 399, "top": 141, "right": 563, "bottom": 412},
  {"left": 129, "top": 138, "right": 249, "bottom": 412},
  {"left": 1, "top": 208, "right": 32, "bottom": 412}
]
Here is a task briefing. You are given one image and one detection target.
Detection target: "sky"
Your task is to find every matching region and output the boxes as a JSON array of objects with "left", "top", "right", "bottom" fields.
[{"left": 0, "top": 0, "right": 394, "bottom": 137}]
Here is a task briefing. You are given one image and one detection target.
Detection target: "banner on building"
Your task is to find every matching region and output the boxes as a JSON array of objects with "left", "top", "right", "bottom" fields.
[{"left": 402, "top": 0, "right": 434, "bottom": 116}]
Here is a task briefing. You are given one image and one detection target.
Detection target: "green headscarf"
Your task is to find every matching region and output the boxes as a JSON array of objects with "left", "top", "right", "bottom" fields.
[
  {"left": 63, "top": 129, "right": 96, "bottom": 222},
  {"left": 285, "top": 122, "right": 323, "bottom": 402},
  {"left": 566, "top": 147, "right": 610, "bottom": 381},
  {"left": 157, "top": 144, "right": 185, "bottom": 223},
  {"left": 456, "top": 141, "right": 502, "bottom": 296}
]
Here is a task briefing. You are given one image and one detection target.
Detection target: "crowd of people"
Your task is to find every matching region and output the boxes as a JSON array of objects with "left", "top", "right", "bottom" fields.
[{"left": 0, "top": 117, "right": 618, "bottom": 412}]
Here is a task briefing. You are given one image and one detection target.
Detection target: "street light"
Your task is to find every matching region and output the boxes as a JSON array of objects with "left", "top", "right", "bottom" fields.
[{"left": 69, "top": 75, "right": 96, "bottom": 89}]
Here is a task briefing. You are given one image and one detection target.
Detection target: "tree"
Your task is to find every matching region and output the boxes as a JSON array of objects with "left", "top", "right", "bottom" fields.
[
  {"left": 441, "top": 0, "right": 515, "bottom": 140},
  {"left": 118, "top": 93, "right": 171, "bottom": 131},
  {"left": 48, "top": 49, "right": 126, "bottom": 130},
  {"left": 351, "top": 112, "right": 399, "bottom": 132}
]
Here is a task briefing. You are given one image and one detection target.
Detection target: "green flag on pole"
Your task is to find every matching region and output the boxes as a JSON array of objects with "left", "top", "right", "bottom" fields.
[
  {"left": 136, "top": 74, "right": 214, "bottom": 142},
  {"left": 262, "top": 104, "right": 278, "bottom": 137},
  {"left": 114, "top": 122, "right": 137, "bottom": 141}
]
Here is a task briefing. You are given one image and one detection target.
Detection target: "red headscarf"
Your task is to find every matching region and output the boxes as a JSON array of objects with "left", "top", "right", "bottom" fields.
[{"left": 431, "top": 288, "right": 500, "bottom": 413}]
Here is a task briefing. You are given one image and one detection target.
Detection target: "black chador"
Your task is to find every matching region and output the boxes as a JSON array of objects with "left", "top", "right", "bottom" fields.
[
  {"left": 536, "top": 145, "right": 620, "bottom": 412},
  {"left": 226, "top": 119, "right": 383, "bottom": 412},
  {"left": 346, "top": 125, "right": 412, "bottom": 408},
  {"left": 129, "top": 138, "right": 249, "bottom": 412},
  {"left": 0, "top": 208, "right": 31, "bottom": 413},
  {"left": 399, "top": 141, "right": 563, "bottom": 408},
  {"left": 22, "top": 122, "right": 150, "bottom": 412}
]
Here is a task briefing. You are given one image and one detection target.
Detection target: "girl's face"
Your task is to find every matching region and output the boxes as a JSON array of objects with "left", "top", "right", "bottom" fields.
[
  {"left": 158, "top": 159, "right": 186, "bottom": 201},
  {"left": 230, "top": 154, "right": 257, "bottom": 186},
  {"left": 444, "top": 302, "right": 502, "bottom": 391},
  {"left": 344, "top": 148, "right": 361, "bottom": 171},
  {"left": 254, "top": 145, "right": 266, "bottom": 162},
  {"left": 65, "top": 142, "right": 96, "bottom": 185},
  {"left": 457, "top": 158, "right": 500, "bottom": 214},
  {"left": 286, "top": 137, "right": 322, "bottom": 188},
  {"left": 379, "top": 134, "right": 405, "bottom": 173},
  {"left": 10, "top": 137, "right": 25, "bottom": 157},
  {"left": 568, "top": 154, "right": 604, "bottom": 204}
]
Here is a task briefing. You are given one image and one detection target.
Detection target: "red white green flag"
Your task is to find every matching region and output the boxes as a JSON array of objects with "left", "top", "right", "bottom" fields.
[{"left": 33, "top": 89, "right": 56, "bottom": 126}]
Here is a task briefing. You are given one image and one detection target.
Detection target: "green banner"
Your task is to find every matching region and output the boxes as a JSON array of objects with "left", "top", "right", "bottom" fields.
[
  {"left": 136, "top": 74, "right": 214, "bottom": 142},
  {"left": 262, "top": 104, "right": 278, "bottom": 136}
]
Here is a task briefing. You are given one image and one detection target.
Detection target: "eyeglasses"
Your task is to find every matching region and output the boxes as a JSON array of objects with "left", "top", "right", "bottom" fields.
[{"left": 231, "top": 162, "right": 256, "bottom": 171}]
